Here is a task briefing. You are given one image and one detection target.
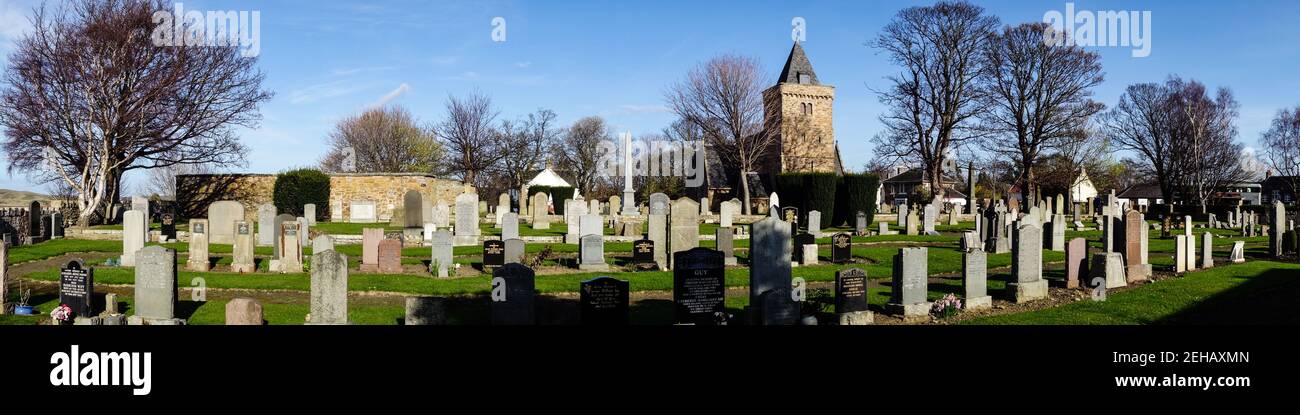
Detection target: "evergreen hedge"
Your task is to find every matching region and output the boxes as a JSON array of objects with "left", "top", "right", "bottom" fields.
[
  {"left": 273, "top": 169, "right": 331, "bottom": 218},
  {"left": 529, "top": 186, "right": 575, "bottom": 215},
  {"left": 836, "top": 173, "right": 880, "bottom": 227},
  {"left": 776, "top": 172, "right": 838, "bottom": 228}
]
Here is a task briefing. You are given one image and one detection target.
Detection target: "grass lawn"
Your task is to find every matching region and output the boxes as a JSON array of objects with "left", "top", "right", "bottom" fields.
[{"left": 964, "top": 260, "right": 1300, "bottom": 325}]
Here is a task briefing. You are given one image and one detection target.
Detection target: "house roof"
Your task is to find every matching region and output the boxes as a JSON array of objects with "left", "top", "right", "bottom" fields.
[
  {"left": 1117, "top": 183, "right": 1163, "bottom": 199},
  {"left": 526, "top": 168, "right": 572, "bottom": 188},
  {"left": 882, "top": 168, "right": 959, "bottom": 184},
  {"left": 777, "top": 42, "right": 819, "bottom": 85}
]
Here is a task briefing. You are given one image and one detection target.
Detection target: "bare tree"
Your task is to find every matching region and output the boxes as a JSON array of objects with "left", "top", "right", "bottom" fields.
[
  {"left": 0, "top": 0, "right": 271, "bottom": 226},
  {"left": 436, "top": 92, "right": 501, "bottom": 187},
  {"left": 1100, "top": 82, "right": 1181, "bottom": 202},
  {"left": 979, "top": 22, "right": 1104, "bottom": 206},
  {"left": 1260, "top": 107, "right": 1300, "bottom": 198},
  {"left": 871, "top": 0, "right": 999, "bottom": 202},
  {"left": 319, "top": 106, "right": 442, "bottom": 174},
  {"left": 666, "top": 54, "right": 771, "bottom": 214},
  {"left": 496, "top": 109, "right": 559, "bottom": 192},
  {"left": 146, "top": 163, "right": 212, "bottom": 199},
  {"left": 1170, "top": 80, "right": 1248, "bottom": 212},
  {"left": 554, "top": 116, "right": 612, "bottom": 195}
]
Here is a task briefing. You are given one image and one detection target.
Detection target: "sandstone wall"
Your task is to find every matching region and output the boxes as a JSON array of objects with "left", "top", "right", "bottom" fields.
[{"left": 176, "top": 173, "right": 467, "bottom": 221}]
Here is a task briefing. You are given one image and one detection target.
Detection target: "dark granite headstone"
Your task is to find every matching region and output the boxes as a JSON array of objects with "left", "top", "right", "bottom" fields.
[
  {"left": 632, "top": 239, "right": 657, "bottom": 271},
  {"left": 835, "top": 268, "right": 869, "bottom": 314},
  {"left": 831, "top": 233, "right": 852, "bottom": 263},
  {"left": 760, "top": 286, "right": 799, "bottom": 325},
  {"left": 672, "top": 247, "right": 726, "bottom": 325},
  {"left": 59, "top": 260, "right": 94, "bottom": 317},
  {"left": 490, "top": 263, "right": 536, "bottom": 325},
  {"left": 580, "top": 276, "right": 629, "bottom": 325},
  {"left": 160, "top": 210, "right": 177, "bottom": 241},
  {"left": 792, "top": 233, "right": 816, "bottom": 263},
  {"left": 483, "top": 240, "right": 505, "bottom": 267},
  {"left": 28, "top": 201, "right": 41, "bottom": 242},
  {"left": 781, "top": 207, "right": 800, "bottom": 231}
]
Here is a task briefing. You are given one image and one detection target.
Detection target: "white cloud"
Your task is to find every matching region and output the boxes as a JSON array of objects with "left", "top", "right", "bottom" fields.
[
  {"left": 431, "top": 56, "right": 460, "bottom": 66},
  {"left": 368, "top": 83, "right": 411, "bottom": 109},
  {"left": 515, "top": 61, "right": 532, "bottom": 68},
  {"left": 331, "top": 66, "right": 397, "bottom": 76},
  {"left": 288, "top": 80, "right": 372, "bottom": 104},
  {"left": 0, "top": 2, "right": 32, "bottom": 52}
]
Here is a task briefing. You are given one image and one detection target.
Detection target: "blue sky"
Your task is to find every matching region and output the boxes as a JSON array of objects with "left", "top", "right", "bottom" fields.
[{"left": 1, "top": 0, "right": 1298, "bottom": 194}]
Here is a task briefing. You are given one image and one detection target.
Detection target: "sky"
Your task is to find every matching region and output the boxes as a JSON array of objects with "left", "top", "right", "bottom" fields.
[{"left": 0, "top": 0, "right": 1298, "bottom": 195}]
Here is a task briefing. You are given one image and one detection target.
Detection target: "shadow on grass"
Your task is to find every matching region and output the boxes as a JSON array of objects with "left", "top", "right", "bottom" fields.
[{"left": 1154, "top": 266, "right": 1300, "bottom": 325}]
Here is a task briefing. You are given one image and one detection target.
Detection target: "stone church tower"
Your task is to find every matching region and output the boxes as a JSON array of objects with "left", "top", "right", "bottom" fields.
[{"left": 761, "top": 42, "right": 842, "bottom": 175}]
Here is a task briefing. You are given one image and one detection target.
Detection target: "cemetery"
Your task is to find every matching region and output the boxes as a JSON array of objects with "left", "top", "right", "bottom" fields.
[{"left": 2, "top": 189, "right": 1295, "bottom": 326}]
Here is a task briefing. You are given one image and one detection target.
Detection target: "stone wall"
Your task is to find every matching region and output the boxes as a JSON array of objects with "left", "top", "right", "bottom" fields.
[
  {"left": 762, "top": 82, "right": 839, "bottom": 175},
  {"left": 176, "top": 173, "right": 467, "bottom": 221}
]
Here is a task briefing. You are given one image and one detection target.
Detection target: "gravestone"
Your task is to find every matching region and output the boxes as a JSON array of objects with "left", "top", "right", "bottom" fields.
[
  {"left": 496, "top": 194, "right": 511, "bottom": 227},
  {"left": 807, "top": 210, "right": 822, "bottom": 238},
  {"left": 491, "top": 263, "right": 536, "bottom": 325},
  {"left": 272, "top": 214, "right": 295, "bottom": 258},
  {"left": 501, "top": 212, "right": 520, "bottom": 240},
  {"left": 922, "top": 204, "right": 937, "bottom": 235},
  {"left": 208, "top": 201, "right": 244, "bottom": 244},
  {"left": 359, "top": 228, "right": 383, "bottom": 272},
  {"left": 905, "top": 211, "right": 919, "bottom": 236},
  {"left": 377, "top": 239, "right": 402, "bottom": 274},
  {"left": 160, "top": 211, "right": 177, "bottom": 242},
  {"left": 404, "top": 190, "right": 423, "bottom": 228},
  {"left": 304, "top": 204, "right": 317, "bottom": 226},
  {"left": 878, "top": 221, "right": 892, "bottom": 236},
  {"left": 0, "top": 241, "right": 7, "bottom": 315},
  {"left": 331, "top": 202, "right": 343, "bottom": 222},
  {"left": 716, "top": 228, "right": 736, "bottom": 266},
  {"left": 277, "top": 221, "right": 303, "bottom": 273},
  {"left": 432, "top": 201, "right": 451, "bottom": 229},
  {"left": 962, "top": 248, "right": 991, "bottom": 310},
  {"left": 1092, "top": 252, "right": 1127, "bottom": 289},
  {"left": 896, "top": 204, "right": 908, "bottom": 228},
  {"left": 668, "top": 198, "right": 700, "bottom": 269},
  {"left": 578, "top": 235, "right": 608, "bottom": 271},
  {"left": 581, "top": 277, "right": 629, "bottom": 325},
  {"left": 121, "top": 210, "right": 146, "bottom": 267},
  {"left": 781, "top": 207, "right": 799, "bottom": 231},
  {"left": 831, "top": 233, "right": 852, "bottom": 264},
  {"left": 308, "top": 250, "right": 349, "bottom": 325},
  {"left": 311, "top": 234, "right": 334, "bottom": 255},
  {"left": 792, "top": 233, "right": 816, "bottom": 265},
  {"left": 298, "top": 217, "right": 310, "bottom": 247},
  {"left": 886, "top": 247, "right": 930, "bottom": 319},
  {"left": 257, "top": 204, "right": 276, "bottom": 246},
  {"left": 454, "top": 193, "right": 481, "bottom": 246},
  {"left": 835, "top": 268, "right": 873, "bottom": 325},
  {"left": 187, "top": 219, "right": 210, "bottom": 272},
  {"left": 579, "top": 214, "right": 602, "bottom": 239},
  {"left": 564, "top": 199, "right": 589, "bottom": 244},
  {"left": 750, "top": 217, "right": 792, "bottom": 318},
  {"left": 1175, "top": 235, "right": 1189, "bottom": 273},
  {"left": 225, "top": 298, "right": 263, "bottom": 325},
  {"left": 503, "top": 239, "right": 525, "bottom": 265},
  {"left": 647, "top": 213, "right": 668, "bottom": 270},
  {"left": 231, "top": 221, "right": 255, "bottom": 273},
  {"left": 1065, "top": 237, "right": 1088, "bottom": 289},
  {"left": 855, "top": 212, "right": 867, "bottom": 236},
  {"left": 430, "top": 230, "right": 453, "bottom": 278},
  {"left": 1229, "top": 241, "right": 1246, "bottom": 263},
  {"left": 1008, "top": 223, "right": 1048, "bottom": 303},
  {"left": 1124, "top": 210, "right": 1150, "bottom": 282},
  {"left": 759, "top": 286, "right": 799, "bottom": 326},
  {"left": 633, "top": 239, "right": 657, "bottom": 271},
  {"left": 129, "top": 246, "right": 182, "bottom": 325},
  {"left": 483, "top": 240, "right": 505, "bottom": 268},
  {"left": 1049, "top": 214, "right": 1066, "bottom": 251},
  {"left": 404, "top": 297, "right": 447, "bottom": 325},
  {"left": 349, "top": 200, "right": 377, "bottom": 223},
  {"left": 720, "top": 200, "right": 739, "bottom": 228},
  {"left": 530, "top": 193, "right": 550, "bottom": 229},
  {"left": 649, "top": 193, "right": 670, "bottom": 215},
  {"left": 1271, "top": 201, "right": 1286, "bottom": 258},
  {"left": 673, "top": 248, "right": 727, "bottom": 325},
  {"left": 59, "top": 260, "right": 94, "bottom": 317},
  {"left": 1202, "top": 232, "right": 1214, "bottom": 269}
]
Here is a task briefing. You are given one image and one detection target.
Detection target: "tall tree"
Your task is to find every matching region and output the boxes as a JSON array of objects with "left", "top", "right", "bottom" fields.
[
  {"left": 436, "top": 92, "right": 501, "bottom": 187},
  {"left": 871, "top": 0, "right": 999, "bottom": 202},
  {"left": 666, "top": 54, "right": 772, "bottom": 214},
  {"left": 0, "top": 0, "right": 271, "bottom": 226},
  {"left": 978, "top": 22, "right": 1105, "bottom": 206},
  {"left": 319, "top": 106, "right": 442, "bottom": 174},
  {"left": 495, "top": 109, "right": 559, "bottom": 192},
  {"left": 1099, "top": 82, "right": 1180, "bottom": 202},
  {"left": 554, "top": 116, "right": 612, "bottom": 195},
  {"left": 1261, "top": 106, "right": 1300, "bottom": 197}
]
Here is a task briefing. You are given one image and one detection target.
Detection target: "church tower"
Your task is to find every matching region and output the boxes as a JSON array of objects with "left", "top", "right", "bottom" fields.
[{"left": 762, "top": 42, "right": 842, "bottom": 175}]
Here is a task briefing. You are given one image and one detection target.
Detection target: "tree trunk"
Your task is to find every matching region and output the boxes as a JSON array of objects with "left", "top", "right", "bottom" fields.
[{"left": 740, "top": 171, "right": 752, "bottom": 215}]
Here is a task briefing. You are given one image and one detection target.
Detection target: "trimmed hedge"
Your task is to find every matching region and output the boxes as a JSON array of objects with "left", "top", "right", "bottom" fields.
[
  {"left": 776, "top": 172, "right": 838, "bottom": 228},
  {"left": 836, "top": 173, "right": 880, "bottom": 227},
  {"left": 273, "top": 169, "right": 330, "bottom": 218},
  {"left": 529, "top": 186, "right": 575, "bottom": 215}
]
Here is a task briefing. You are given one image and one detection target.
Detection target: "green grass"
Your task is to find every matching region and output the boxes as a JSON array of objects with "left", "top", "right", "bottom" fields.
[{"left": 964, "top": 261, "right": 1300, "bottom": 325}]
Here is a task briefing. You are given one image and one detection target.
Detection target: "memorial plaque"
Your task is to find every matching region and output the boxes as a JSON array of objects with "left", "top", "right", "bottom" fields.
[
  {"left": 580, "top": 277, "right": 629, "bottom": 325},
  {"left": 831, "top": 233, "right": 852, "bottom": 264},
  {"left": 633, "top": 239, "right": 657, "bottom": 271},
  {"left": 792, "top": 233, "right": 816, "bottom": 263},
  {"left": 672, "top": 248, "right": 726, "bottom": 325},
  {"left": 491, "top": 263, "right": 536, "bottom": 325},
  {"left": 59, "top": 260, "right": 94, "bottom": 317},
  {"left": 835, "top": 268, "right": 869, "bottom": 314},
  {"left": 782, "top": 207, "right": 800, "bottom": 231},
  {"left": 483, "top": 240, "right": 505, "bottom": 267}
]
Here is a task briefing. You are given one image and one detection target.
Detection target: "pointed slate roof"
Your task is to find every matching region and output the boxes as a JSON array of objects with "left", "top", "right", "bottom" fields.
[
  {"left": 526, "top": 168, "right": 572, "bottom": 188},
  {"left": 777, "top": 42, "right": 819, "bottom": 85}
]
